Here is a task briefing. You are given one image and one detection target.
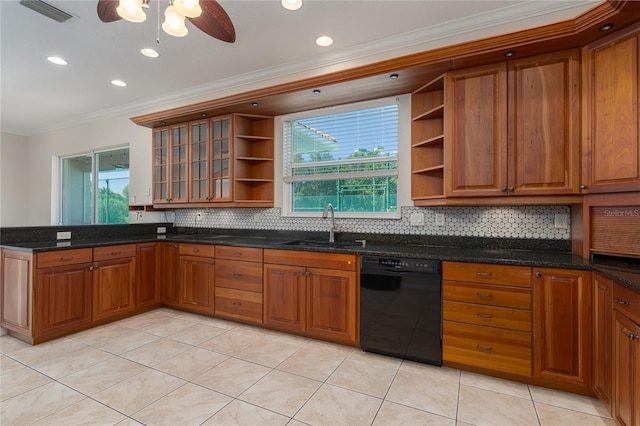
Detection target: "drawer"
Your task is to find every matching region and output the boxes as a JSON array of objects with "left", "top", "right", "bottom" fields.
[
  {"left": 443, "top": 262, "right": 531, "bottom": 288},
  {"left": 443, "top": 321, "right": 531, "bottom": 376},
  {"left": 215, "top": 246, "right": 263, "bottom": 263},
  {"left": 215, "top": 287, "right": 263, "bottom": 323},
  {"left": 613, "top": 282, "right": 640, "bottom": 324},
  {"left": 264, "top": 249, "right": 356, "bottom": 271},
  {"left": 443, "top": 281, "right": 531, "bottom": 310},
  {"left": 37, "top": 248, "right": 93, "bottom": 268},
  {"left": 179, "top": 243, "right": 215, "bottom": 258},
  {"left": 443, "top": 300, "right": 531, "bottom": 332},
  {"left": 215, "top": 260, "right": 263, "bottom": 292},
  {"left": 93, "top": 244, "right": 136, "bottom": 261}
]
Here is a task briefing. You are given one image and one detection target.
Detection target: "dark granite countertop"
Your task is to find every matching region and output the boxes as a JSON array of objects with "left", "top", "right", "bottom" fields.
[{"left": 2, "top": 231, "right": 638, "bottom": 293}]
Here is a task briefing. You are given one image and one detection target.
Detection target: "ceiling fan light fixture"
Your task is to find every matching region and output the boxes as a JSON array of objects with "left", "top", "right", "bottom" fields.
[
  {"left": 281, "top": 0, "right": 303, "bottom": 11},
  {"left": 174, "top": 0, "right": 202, "bottom": 18},
  {"left": 116, "top": 0, "right": 146, "bottom": 23},
  {"left": 162, "top": 4, "right": 188, "bottom": 37}
]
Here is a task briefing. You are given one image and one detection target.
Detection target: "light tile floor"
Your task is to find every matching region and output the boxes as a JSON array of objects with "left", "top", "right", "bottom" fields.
[{"left": 0, "top": 308, "right": 614, "bottom": 426}]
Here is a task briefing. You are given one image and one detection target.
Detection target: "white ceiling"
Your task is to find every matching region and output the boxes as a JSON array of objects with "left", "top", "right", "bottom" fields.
[{"left": 1, "top": 0, "right": 600, "bottom": 136}]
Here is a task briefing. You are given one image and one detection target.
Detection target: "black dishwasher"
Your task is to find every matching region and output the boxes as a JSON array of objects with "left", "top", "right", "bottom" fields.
[{"left": 360, "top": 256, "right": 442, "bottom": 366}]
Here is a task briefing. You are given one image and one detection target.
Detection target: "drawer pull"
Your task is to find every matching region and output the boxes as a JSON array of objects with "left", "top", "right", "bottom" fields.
[
  {"left": 476, "top": 345, "right": 493, "bottom": 352},
  {"left": 615, "top": 298, "right": 630, "bottom": 305},
  {"left": 477, "top": 313, "right": 493, "bottom": 319},
  {"left": 60, "top": 256, "right": 74, "bottom": 261},
  {"left": 476, "top": 272, "right": 492, "bottom": 277},
  {"left": 110, "top": 251, "right": 122, "bottom": 255},
  {"left": 233, "top": 252, "right": 242, "bottom": 256},
  {"left": 193, "top": 248, "right": 200, "bottom": 253},
  {"left": 476, "top": 292, "right": 493, "bottom": 298},
  {"left": 232, "top": 302, "right": 242, "bottom": 307},
  {"left": 233, "top": 273, "right": 242, "bottom": 279}
]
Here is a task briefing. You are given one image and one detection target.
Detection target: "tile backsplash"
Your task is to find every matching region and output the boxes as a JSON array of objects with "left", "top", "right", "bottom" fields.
[{"left": 175, "top": 205, "right": 571, "bottom": 240}]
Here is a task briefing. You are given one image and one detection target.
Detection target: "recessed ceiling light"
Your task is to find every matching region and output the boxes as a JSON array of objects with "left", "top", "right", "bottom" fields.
[
  {"left": 252, "top": 102, "right": 259, "bottom": 107},
  {"left": 281, "top": 0, "right": 302, "bottom": 11},
  {"left": 599, "top": 23, "right": 614, "bottom": 31},
  {"left": 141, "top": 48, "right": 160, "bottom": 58},
  {"left": 312, "top": 89, "right": 321, "bottom": 95},
  {"left": 111, "top": 79, "right": 127, "bottom": 87},
  {"left": 315, "top": 35, "right": 333, "bottom": 47},
  {"left": 47, "top": 56, "right": 68, "bottom": 65},
  {"left": 504, "top": 50, "right": 515, "bottom": 57},
  {"left": 389, "top": 73, "right": 399, "bottom": 80}
]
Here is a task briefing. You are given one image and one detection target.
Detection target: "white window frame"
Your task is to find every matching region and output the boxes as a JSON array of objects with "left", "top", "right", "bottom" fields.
[
  {"left": 58, "top": 146, "right": 130, "bottom": 225},
  {"left": 276, "top": 95, "right": 411, "bottom": 219}
]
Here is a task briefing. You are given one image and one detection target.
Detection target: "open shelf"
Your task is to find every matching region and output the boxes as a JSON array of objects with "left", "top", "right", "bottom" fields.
[{"left": 233, "top": 114, "right": 274, "bottom": 205}]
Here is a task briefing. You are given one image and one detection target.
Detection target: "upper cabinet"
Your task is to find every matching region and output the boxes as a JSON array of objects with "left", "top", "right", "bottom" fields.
[
  {"left": 444, "top": 49, "right": 580, "bottom": 198},
  {"left": 152, "top": 113, "right": 274, "bottom": 208},
  {"left": 582, "top": 22, "right": 640, "bottom": 194}
]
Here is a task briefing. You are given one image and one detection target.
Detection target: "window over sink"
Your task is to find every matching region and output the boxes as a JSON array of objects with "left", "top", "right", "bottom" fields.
[{"left": 281, "top": 96, "right": 407, "bottom": 218}]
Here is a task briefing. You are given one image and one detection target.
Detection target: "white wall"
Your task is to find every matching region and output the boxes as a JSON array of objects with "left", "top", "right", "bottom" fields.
[
  {"left": 2, "top": 114, "right": 151, "bottom": 226},
  {"left": 0, "top": 132, "right": 29, "bottom": 227}
]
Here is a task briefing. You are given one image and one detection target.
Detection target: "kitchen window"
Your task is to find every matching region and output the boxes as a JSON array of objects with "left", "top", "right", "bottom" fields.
[
  {"left": 60, "top": 147, "right": 130, "bottom": 225},
  {"left": 282, "top": 96, "right": 405, "bottom": 218}
]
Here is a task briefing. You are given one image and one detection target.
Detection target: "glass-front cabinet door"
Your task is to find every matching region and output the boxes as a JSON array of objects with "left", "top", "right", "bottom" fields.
[
  {"left": 169, "top": 124, "right": 188, "bottom": 203},
  {"left": 189, "top": 119, "right": 211, "bottom": 202},
  {"left": 211, "top": 115, "right": 232, "bottom": 201},
  {"left": 152, "top": 127, "right": 169, "bottom": 204}
]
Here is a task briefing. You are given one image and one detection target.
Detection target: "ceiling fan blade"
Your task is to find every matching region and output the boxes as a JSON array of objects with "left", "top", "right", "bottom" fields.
[
  {"left": 97, "top": 0, "right": 121, "bottom": 22},
  {"left": 188, "top": 0, "right": 236, "bottom": 43}
]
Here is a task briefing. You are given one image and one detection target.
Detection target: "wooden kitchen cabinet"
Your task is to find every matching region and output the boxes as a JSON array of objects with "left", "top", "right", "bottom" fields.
[
  {"left": 612, "top": 282, "right": 640, "bottom": 426},
  {"left": 160, "top": 242, "right": 180, "bottom": 307},
  {"left": 442, "top": 262, "right": 533, "bottom": 376},
  {"left": 214, "top": 246, "right": 263, "bottom": 324},
  {"left": 1, "top": 249, "right": 33, "bottom": 335},
  {"left": 533, "top": 267, "right": 592, "bottom": 388},
  {"left": 34, "top": 249, "right": 93, "bottom": 339},
  {"left": 592, "top": 272, "right": 613, "bottom": 408},
  {"left": 136, "top": 242, "right": 160, "bottom": 309},
  {"left": 152, "top": 124, "right": 189, "bottom": 204},
  {"left": 582, "top": 22, "right": 640, "bottom": 194},
  {"left": 179, "top": 244, "right": 215, "bottom": 314},
  {"left": 92, "top": 245, "right": 136, "bottom": 321},
  {"left": 263, "top": 249, "right": 357, "bottom": 344},
  {"left": 152, "top": 113, "right": 273, "bottom": 208},
  {"left": 445, "top": 49, "right": 580, "bottom": 198}
]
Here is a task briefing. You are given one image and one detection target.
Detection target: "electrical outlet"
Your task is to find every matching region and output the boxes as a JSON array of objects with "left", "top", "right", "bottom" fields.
[
  {"left": 410, "top": 213, "right": 424, "bottom": 226},
  {"left": 435, "top": 213, "right": 445, "bottom": 226},
  {"left": 554, "top": 213, "right": 569, "bottom": 229},
  {"left": 157, "top": 226, "right": 166, "bottom": 234},
  {"left": 56, "top": 231, "right": 71, "bottom": 240}
]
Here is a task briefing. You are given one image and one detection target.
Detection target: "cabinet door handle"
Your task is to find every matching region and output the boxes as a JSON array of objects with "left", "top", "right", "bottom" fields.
[
  {"left": 60, "top": 256, "right": 74, "bottom": 261},
  {"left": 508, "top": 186, "right": 515, "bottom": 192},
  {"left": 476, "top": 292, "right": 492, "bottom": 298},
  {"left": 476, "top": 272, "right": 492, "bottom": 277},
  {"left": 629, "top": 333, "right": 639, "bottom": 341},
  {"left": 535, "top": 272, "right": 542, "bottom": 278},
  {"left": 233, "top": 273, "right": 242, "bottom": 279},
  {"left": 477, "top": 313, "right": 493, "bottom": 319},
  {"left": 614, "top": 298, "right": 630, "bottom": 305},
  {"left": 500, "top": 187, "right": 507, "bottom": 192},
  {"left": 579, "top": 184, "right": 587, "bottom": 190},
  {"left": 476, "top": 345, "right": 493, "bottom": 352}
]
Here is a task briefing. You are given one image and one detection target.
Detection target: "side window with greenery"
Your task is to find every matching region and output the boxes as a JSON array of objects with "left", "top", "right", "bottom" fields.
[
  {"left": 60, "top": 147, "right": 130, "bottom": 225},
  {"left": 283, "top": 99, "right": 399, "bottom": 217}
]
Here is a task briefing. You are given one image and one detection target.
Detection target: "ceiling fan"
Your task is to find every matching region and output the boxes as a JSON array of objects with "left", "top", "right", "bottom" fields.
[{"left": 97, "top": 0, "right": 236, "bottom": 43}]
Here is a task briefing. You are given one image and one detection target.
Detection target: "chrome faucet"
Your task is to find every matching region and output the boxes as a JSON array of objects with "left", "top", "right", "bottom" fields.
[{"left": 322, "top": 203, "right": 336, "bottom": 242}]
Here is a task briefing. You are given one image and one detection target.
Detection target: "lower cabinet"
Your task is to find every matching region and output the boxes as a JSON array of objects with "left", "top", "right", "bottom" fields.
[
  {"left": 92, "top": 245, "right": 137, "bottom": 321},
  {"left": 593, "top": 272, "right": 613, "bottom": 408},
  {"left": 533, "top": 268, "right": 592, "bottom": 388},
  {"left": 263, "top": 249, "right": 357, "bottom": 344},
  {"left": 1, "top": 249, "right": 33, "bottom": 335},
  {"left": 161, "top": 242, "right": 180, "bottom": 307},
  {"left": 612, "top": 283, "right": 640, "bottom": 426},
  {"left": 179, "top": 244, "right": 215, "bottom": 314},
  {"left": 442, "top": 262, "right": 532, "bottom": 376},
  {"left": 136, "top": 242, "right": 160, "bottom": 309},
  {"left": 34, "top": 249, "right": 94, "bottom": 339}
]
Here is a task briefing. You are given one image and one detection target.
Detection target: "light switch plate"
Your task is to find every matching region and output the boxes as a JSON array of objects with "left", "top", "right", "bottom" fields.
[
  {"left": 435, "top": 213, "right": 445, "bottom": 226},
  {"left": 410, "top": 213, "right": 424, "bottom": 226},
  {"left": 554, "top": 213, "right": 569, "bottom": 229},
  {"left": 57, "top": 231, "right": 71, "bottom": 240}
]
